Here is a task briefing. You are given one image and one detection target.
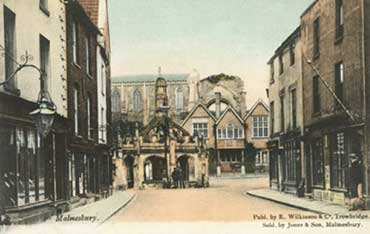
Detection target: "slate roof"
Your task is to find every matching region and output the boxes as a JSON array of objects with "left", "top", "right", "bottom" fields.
[
  {"left": 112, "top": 74, "right": 189, "bottom": 83},
  {"left": 78, "top": 0, "right": 99, "bottom": 25}
]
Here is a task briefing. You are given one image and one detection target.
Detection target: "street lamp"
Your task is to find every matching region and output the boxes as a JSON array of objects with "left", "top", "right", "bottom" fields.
[{"left": 0, "top": 49, "right": 56, "bottom": 137}]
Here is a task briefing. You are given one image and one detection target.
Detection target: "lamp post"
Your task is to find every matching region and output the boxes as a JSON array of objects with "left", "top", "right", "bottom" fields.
[
  {"left": 0, "top": 49, "right": 56, "bottom": 136},
  {"left": 160, "top": 105, "right": 170, "bottom": 182}
]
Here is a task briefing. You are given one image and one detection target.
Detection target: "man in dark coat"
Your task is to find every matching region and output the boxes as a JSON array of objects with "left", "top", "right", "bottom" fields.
[
  {"left": 172, "top": 168, "right": 178, "bottom": 188},
  {"left": 349, "top": 153, "right": 364, "bottom": 198},
  {"left": 178, "top": 168, "right": 185, "bottom": 189}
]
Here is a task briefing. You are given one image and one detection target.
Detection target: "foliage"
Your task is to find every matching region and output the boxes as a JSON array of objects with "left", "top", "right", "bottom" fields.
[{"left": 245, "top": 142, "right": 257, "bottom": 173}]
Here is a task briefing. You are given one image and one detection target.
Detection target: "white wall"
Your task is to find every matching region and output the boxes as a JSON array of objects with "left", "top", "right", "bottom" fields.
[{"left": 0, "top": 0, "right": 67, "bottom": 117}]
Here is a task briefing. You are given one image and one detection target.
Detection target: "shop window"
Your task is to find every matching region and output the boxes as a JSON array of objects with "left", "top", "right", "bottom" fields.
[
  {"left": 331, "top": 132, "right": 347, "bottom": 189},
  {"left": 312, "top": 138, "right": 324, "bottom": 186}
]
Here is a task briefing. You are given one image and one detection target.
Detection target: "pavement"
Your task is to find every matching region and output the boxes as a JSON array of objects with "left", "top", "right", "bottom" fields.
[
  {"left": 247, "top": 189, "right": 370, "bottom": 215},
  {"left": 46, "top": 190, "right": 136, "bottom": 225}
]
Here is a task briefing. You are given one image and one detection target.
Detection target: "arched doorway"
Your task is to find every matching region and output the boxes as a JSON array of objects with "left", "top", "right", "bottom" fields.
[
  {"left": 177, "top": 155, "right": 195, "bottom": 181},
  {"left": 144, "top": 156, "right": 166, "bottom": 181},
  {"left": 124, "top": 155, "right": 135, "bottom": 188}
]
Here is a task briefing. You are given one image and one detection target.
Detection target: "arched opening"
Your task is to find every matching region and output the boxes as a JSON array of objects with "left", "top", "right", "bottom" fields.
[
  {"left": 176, "top": 155, "right": 195, "bottom": 181},
  {"left": 124, "top": 155, "right": 135, "bottom": 188},
  {"left": 144, "top": 156, "right": 166, "bottom": 181}
]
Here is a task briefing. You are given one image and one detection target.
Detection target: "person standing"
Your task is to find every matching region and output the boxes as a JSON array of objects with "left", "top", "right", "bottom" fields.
[
  {"left": 178, "top": 167, "right": 185, "bottom": 188},
  {"left": 172, "top": 168, "right": 178, "bottom": 189},
  {"left": 349, "top": 153, "right": 364, "bottom": 210}
]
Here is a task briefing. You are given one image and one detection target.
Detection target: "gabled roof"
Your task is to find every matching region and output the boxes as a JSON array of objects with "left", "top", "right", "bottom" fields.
[
  {"left": 112, "top": 74, "right": 189, "bottom": 83},
  {"left": 243, "top": 99, "right": 269, "bottom": 120},
  {"left": 215, "top": 105, "right": 244, "bottom": 125},
  {"left": 181, "top": 103, "right": 216, "bottom": 127}
]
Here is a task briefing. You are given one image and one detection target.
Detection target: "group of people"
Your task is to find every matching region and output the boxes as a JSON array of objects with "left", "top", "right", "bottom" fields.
[{"left": 172, "top": 166, "right": 185, "bottom": 189}]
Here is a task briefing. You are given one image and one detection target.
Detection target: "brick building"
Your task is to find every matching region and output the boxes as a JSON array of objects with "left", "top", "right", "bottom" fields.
[{"left": 66, "top": 0, "right": 112, "bottom": 202}]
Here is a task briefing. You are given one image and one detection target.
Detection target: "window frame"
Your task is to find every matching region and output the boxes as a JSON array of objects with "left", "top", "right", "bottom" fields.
[
  {"left": 252, "top": 116, "right": 268, "bottom": 138},
  {"left": 313, "top": 75, "right": 321, "bottom": 114},
  {"left": 313, "top": 17, "right": 320, "bottom": 58},
  {"left": 72, "top": 20, "right": 79, "bottom": 65}
]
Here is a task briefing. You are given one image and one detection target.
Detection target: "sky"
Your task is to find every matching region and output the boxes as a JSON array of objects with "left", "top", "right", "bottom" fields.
[{"left": 108, "top": 0, "right": 313, "bottom": 106}]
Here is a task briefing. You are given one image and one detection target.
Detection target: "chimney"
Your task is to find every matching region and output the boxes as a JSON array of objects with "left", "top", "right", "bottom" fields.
[
  {"left": 215, "top": 92, "right": 221, "bottom": 118},
  {"left": 240, "top": 91, "right": 246, "bottom": 116}
]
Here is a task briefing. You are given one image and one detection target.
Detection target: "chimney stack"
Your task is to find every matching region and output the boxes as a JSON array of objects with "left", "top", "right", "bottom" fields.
[{"left": 215, "top": 92, "right": 221, "bottom": 118}]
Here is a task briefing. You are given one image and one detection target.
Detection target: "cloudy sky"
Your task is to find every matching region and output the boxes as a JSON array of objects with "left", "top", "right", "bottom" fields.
[{"left": 108, "top": 0, "right": 312, "bottom": 106}]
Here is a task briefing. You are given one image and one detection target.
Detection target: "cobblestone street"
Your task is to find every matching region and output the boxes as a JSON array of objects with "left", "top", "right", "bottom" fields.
[{"left": 108, "top": 177, "right": 315, "bottom": 222}]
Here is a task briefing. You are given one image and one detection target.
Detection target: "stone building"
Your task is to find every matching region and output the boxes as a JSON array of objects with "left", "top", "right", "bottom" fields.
[
  {"left": 244, "top": 100, "right": 270, "bottom": 173},
  {"left": 111, "top": 69, "right": 200, "bottom": 125},
  {"left": 267, "top": 0, "right": 370, "bottom": 209},
  {"left": 114, "top": 77, "right": 208, "bottom": 189},
  {"left": 267, "top": 27, "right": 305, "bottom": 194}
]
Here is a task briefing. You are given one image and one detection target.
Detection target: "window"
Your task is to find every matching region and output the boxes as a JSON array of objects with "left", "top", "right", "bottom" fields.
[
  {"left": 69, "top": 154, "right": 76, "bottom": 197},
  {"left": 87, "top": 95, "right": 92, "bottom": 139},
  {"left": 270, "top": 102, "right": 275, "bottom": 135},
  {"left": 253, "top": 116, "right": 268, "bottom": 138},
  {"left": 279, "top": 54, "right": 284, "bottom": 74},
  {"left": 72, "top": 21, "right": 79, "bottom": 64},
  {"left": 280, "top": 95, "right": 285, "bottom": 132},
  {"left": 289, "top": 43, "right": 295, "bottom": 66},
  {"left": 312, "top": 138, "right": 324, "bottom": 186},
  {"left": 39, "top": 0, "right": 49, "bottom": 15},
  {"left": 175, "top": 87, "right": 184, "bottom": 110},
  {"left": 217, "top": 125, "right": 244, "bottom": 139},
  {"left": 192, "top": 123, "right": 208, "bottom": 138},
  {"left": 0, "top": 126, "right": 47, "bottom": 207},
  {"left": 133, "top": 89, "right": 142, "bottom": 112},
  {"left": 100, "top": 107, "right": 106, "bottom": 142},
  {"left": 291, "top": 89, "right": 297, "bottom": 129},
  {"left": 331, "top": 132, "right": 347, "bottom": 189},
  {"left": 4, "top": 6, "right": 16, "bottom": 91},
  {"left": 74, "top": 87, "right": 79, "bottom": 135},
  {"left": 313, "top": 17, "right": 320, "bottom": 58},
  {"left": 270, "top": 62, "right": 275, "bottom": 83},
  {"left": 85, "top": 36, "right": 91, "bottom": 76},
  {"left": 40, "top": 35, "right": 50, "bottom": 91},
  {"left": 313, "top": 76, "right": 321, "bottom": 114},
  {"left": 111, "top": 88, "right": 121, "bottom": 113},
  {"left": 284, "top": 141, "right": 300, "bottom": 182},
  {"left": 336, "top": 0, "right": 344, "bottom": 39},
  {"left": 101, "top": 64, "right": 105, "bottom": 95},
  {"left": 335, "top": 62, "right": 344, "bottom": 103}
]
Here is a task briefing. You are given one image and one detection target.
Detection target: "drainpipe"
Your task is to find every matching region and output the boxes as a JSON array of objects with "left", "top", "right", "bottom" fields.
[
  {"left": 215, "top": 92, "right": 221, "bottom": 119},
  {"left": 361, "top": 0, "right": 369, "bottom": 208}
]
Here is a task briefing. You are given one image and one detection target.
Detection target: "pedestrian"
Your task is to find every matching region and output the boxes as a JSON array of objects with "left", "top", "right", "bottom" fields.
[
  {"left": 349, "top": 153, "right": 365, "bottom": 210},
  {"left": 178, "top": 168, "right": 185, "bottom": 189},
  {"left": 172, "top": 168, "right": 178, "bottom": 188}
]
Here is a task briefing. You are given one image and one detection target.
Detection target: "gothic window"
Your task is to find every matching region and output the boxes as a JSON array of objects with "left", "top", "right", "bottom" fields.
[
  {"left": 111, "top": 89, "right": 121, "bottom": 113},
  {"left": 133, "top": 89, "right": 142, "bottom": 112},
  {"left": 175, "top": 87, "right": 184, "bottom": 110}
]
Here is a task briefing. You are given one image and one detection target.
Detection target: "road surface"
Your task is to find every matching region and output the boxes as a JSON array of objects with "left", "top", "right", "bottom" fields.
[{"left": 108, "top": 177, "right": 314, "bottom": 222}]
